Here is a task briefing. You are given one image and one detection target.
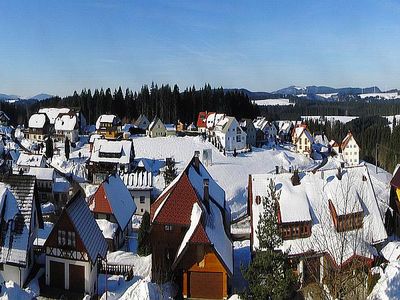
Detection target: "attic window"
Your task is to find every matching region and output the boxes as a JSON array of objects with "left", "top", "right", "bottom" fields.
[{"left": 255, "top": 195, "right": 261, "bottom": 205}]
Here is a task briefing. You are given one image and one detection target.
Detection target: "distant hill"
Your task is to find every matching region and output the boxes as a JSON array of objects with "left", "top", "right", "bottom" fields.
[
  {"left": 0, "top": 93, "right": 20, "bottom": 100},
  {"left": 224, "top": 88, "right": 276, "bottom": 100},
  {"left": 29, "top": 93, "right": 54, "bottom": 101},
  {"left": 273, "top": 85, "right": 381, "bottom": 96}
]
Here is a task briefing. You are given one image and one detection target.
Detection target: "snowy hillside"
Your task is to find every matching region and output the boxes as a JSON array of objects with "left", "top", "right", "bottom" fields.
[
  {"left": 360, "top": 92, "right": 400, "bottom": 100},
  {"left": 301, "top": 115, "right": 358, "bottom": 124},
  {"left": 254, "top": 98, "right": 294, "bottom": 106},
  {"left": 132, "top": 135, "right": 313, "bottom": 218}
]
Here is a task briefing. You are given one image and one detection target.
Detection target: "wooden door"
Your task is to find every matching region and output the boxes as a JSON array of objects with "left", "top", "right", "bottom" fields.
[
  {"left": 50, "top": 261, "right": 65, "bottom": 289},
  {"left": 190, "top": 271, "right": 223, "bottom": 299},
  {"left": 69, "top": 264, "right": 85, "bottom": 292}
]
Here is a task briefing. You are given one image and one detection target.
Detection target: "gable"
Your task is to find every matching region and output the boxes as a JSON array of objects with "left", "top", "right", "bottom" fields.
[{"left": 89, "top": 185, "right": 113, "bottom": 214}]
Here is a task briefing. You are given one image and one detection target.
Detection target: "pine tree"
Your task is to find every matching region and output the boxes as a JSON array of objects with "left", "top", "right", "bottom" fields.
[
  {"left": 242, "top": 179, "right": 297, "bottom": 299},
  {"left": 65, "top": 136, "right": 70, "bottom": 160},
  {"left": 137, "top": 212, "right": 151, "bottom": 256},
  {"left": 164, "top": 158, "right": 177, "bottom": 187},
  {"left": 45, "top": 137, "right": 54, "bottom": 160}
]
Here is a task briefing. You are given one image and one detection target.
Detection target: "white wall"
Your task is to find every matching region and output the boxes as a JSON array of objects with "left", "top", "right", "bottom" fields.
[
  {"left": 130, "top": 189, "right": 151, "bottom": 215},
  {"left": 343, "top": 138, "right": 359, "bottom": 166}
]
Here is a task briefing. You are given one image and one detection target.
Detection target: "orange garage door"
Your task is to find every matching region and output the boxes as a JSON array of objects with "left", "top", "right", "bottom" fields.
[{"left": 190, "top": 272, "right": 223, "bottom": 299}]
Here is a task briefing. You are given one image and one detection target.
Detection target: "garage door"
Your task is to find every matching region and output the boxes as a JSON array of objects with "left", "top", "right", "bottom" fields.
[
  {"left": 190, "top": 272, "right": 223, "bottom": 299},
  {"left": 50, "top": 261, "right": 65, "bottom": 289},
  {"left": 69, "top": 264, "right": 85, "bottom": 292}
]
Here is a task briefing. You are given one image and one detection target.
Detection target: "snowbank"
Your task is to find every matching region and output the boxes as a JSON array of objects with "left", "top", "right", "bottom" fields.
[
  {"left": 368, "top": 261, "right": 400, "bottom": 300},
  {"left": 107, "top": 252, "right": 152, "bottom": 278}
]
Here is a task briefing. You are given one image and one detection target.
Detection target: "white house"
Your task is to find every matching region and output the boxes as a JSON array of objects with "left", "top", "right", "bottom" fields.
[
  {"left": 147, "top": 117, "right": 167, "bottom": 138},
  {"left": 26, "top": 167, "right": 55, "bottom": 203},
  {"left": 16, "top": 153, "right": 46, "bottom": 173},
  {"left": 44, "top": 192, "right": 107, "bottom": 296},
  {"left": 206, "top": 113, "right": 225, "bottom": 131},
  {"left": 28, "top": 113, "right": 50, "bottom": 142},
  {"left": 214, "top": 116, "right": 247, "bottom": 152},
  {"left": 249, "top": 166, "right": 387, "bottom": 284},
  {"left": 340, "top": 131, "right": 360, "bottom": 166},
  {"left": 54, "top": 113, "right": 79, "bottom": 142},
  {"left": 292, "top": 126, "right": 314, "bottom": 157},
  {"left": 121, "top": 169, "right": 153, "bottom": 215},
  {"left": 0, "top": 175, "right": 43, "bottom": 287}
]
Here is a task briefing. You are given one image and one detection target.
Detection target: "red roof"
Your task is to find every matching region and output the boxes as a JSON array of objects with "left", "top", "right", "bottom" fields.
[
  {"left": 196, "top": 111, "right": 214, "bottom": 128},
  {"left": 151, "top": 173, "right": 199, "bottom": 225},
  {"left": 88, "top": 185, "right": 113, "bottom": 214},
  {"left": 190, "top": 223, "right": 210, "bottom": 244}
]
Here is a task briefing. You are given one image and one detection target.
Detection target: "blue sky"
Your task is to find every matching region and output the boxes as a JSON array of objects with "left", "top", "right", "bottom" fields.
[{"left": 0, "top": 0, "right": 399, "bottom": 97}]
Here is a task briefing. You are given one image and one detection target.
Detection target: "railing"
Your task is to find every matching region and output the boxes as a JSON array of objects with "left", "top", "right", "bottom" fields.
[{"left": 99, "top": 261, "right": 135, "bottom": 280}]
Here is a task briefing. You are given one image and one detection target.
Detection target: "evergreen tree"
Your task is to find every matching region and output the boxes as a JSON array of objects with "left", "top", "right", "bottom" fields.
[
  {"left": 137, "top": 212, "right": 151, "bottom": 256},
  {"left": 164, "top": 158, "right": 177, "bottom": 187},
  {"left": 242, "top": 179, "right": 297, "bottom": 299},
  {"left": 65, "top": 136, "right": 70, "bottom": 160},
  {"left": 45, "top": 137, "right": 54, "bottom": 160}
]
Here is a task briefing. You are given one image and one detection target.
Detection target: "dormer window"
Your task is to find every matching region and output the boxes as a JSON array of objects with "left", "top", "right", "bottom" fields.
[{"left": 328, "top": 199, "right": 363, "bottom": 232}]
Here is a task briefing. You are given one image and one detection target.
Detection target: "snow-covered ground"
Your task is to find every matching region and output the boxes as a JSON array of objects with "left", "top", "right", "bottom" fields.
[
  {"left": 301, "top": 115, "right": 358, "bottom": 124},
  {"left": 131, "top": 135, "right": 313, "bottom": 218},
  {"left": 368, "top": 261, "right": 400, "bottom": 300},
  {"left": 360, "top": 92, "right": 400, "bottom": 100},
  {"left": 316, "top": 93, "right": 338, "bottom": 99},
  {"left": 384, "top": 115, "right": 400, "bottom": 131},
  {"left": 254, "top": 98, "right": 294, "bottom": 106}
]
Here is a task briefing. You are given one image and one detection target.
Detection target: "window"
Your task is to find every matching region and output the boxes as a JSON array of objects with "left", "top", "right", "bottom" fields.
[
  {"left": 140, "top": 196, "right": 145, "bottom": 204},
  {"left": 141, "top": 208, "right": 144, "bottom": 213},
  {"left": 58, "top": 230, "right": 66, "bottom": 246},
  {"left": 236, "top": 135, "right": 241, "bottom": 142},
  {"left": 164, "top": 225, "right": 173, "bottom": 231},
  {"left": 58, "top": 230, "right": 76, "bottom": 247},
  {"left": 67, "top": 231, "right": 76, "bottom": 247}
]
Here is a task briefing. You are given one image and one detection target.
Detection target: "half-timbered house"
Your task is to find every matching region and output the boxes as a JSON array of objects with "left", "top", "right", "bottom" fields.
[
  {"left": 96, "top": 114, "right": 121, "bottom": 140},
  {"left": 44, "top": 192, "right": 108, "bottom": 295}
]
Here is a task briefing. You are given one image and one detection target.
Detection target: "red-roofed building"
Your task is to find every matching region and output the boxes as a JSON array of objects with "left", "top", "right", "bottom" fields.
[
  {"left": 196, "top": 111, "right": 214, "bottom": 133},
  {"left": 150, "top": 152, "right": 233, "bottom": 299}
]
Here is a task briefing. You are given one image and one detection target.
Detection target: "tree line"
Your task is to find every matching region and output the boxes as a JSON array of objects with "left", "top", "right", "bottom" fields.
[{"left": 4, "top": 83, "right": 259, "bottom": 127}]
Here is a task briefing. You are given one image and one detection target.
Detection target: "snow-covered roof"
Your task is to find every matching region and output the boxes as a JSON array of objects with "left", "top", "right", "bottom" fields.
[
  {"left": 53, "top": 177, "right": 70, "bottom": 193},
  {"left": 206, "top": 113, "right": 225, "bottom": 129},
  {"left": 28, "top": 113, "right": 47, "bottom": 129},
  {"left": 38, "top": 108, "right": 70, "bottom": 124},
  {"left": 96, "top": 219, "right": 118, "bottom": 239},
  {"left": 165, "top": 124, "right": 176, "bottom": 131},
  {"left": 54, "top": 114, "right": 77, "bottom": 131},
  {"left": 17, "top": 153, "right": 45, "bottom": 168},
  {"left": 381, "top": 241, "right": 400, "bottom": 262},
  {"left": 253, "top": 117, "right": 270, "bottom": 131},
  {"left": 89, "top": 134, "right": 103, "bottom": 143},
  {"left": 295, "top": 127, "right": 314, "bottom": 143},
  {"left": 0, "top": 175, "right": 40, "bottom": 266},
  {"left": 96, "top": 114, "right": 119, "bottom": 129},
  {"left": 26, "top": 167, "right": 54, "bottom": 181},
  {"left": 148, "top": 117, "right": 166, "bottom": 131},
  {"left": 90, "top": 139, "right": 133, "bottom": 164},
  {"left": 341, "top": 131, "right": 359, "bottom": 150},
  {"left": 250, "top": 166, "right": 387, "bottom": 265},
  {"left": 314, "top": 134, "right": 329, "bottom": 146},
  {"left": 121, "top": 171, "right": 153, "bottom": 190},
  {"left": 90, "top": 174, "right": 136, "bottom": 230},
  {"left": 214, "top": 116, "right": 242, "bottom": 135},
  {"left": 65, "top": 193, "right": 108, "bottom": 262}
]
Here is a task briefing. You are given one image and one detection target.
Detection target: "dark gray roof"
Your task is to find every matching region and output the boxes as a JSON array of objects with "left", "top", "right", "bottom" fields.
[
  {"left": 66, "top": 192, "right": 108, "bottom": 263},
  {"left": 0, "top": 175, "right": 42, "bottom": 266}
]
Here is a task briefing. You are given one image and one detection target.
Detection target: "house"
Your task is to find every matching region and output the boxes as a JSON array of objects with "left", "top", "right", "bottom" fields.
[
  {"left": 54, "top": 113, "right": 79, "bottom": 142},
  {"left": 214, "top": 116, "right": 247, "bottom": 152},
  {"left": 53, "top": 177, "right": 71, "bottom": 212},
  {"left": 340, "top": 131, "right": 360, "bottom": 166},
  {"left": 95, "top": 114, "right": 121, "bottom": 139},
  {"left": 387, "top": 166, "right": 400, "bottom": 236},
  {"left": 150, "top": 152, "right": 232, "bottom": 299},
  {"left": 292, "top": 126, "right": 314, "bottom": 157},
  {"left": 176, "top": 120, "right": 185, "bottom": 132},
  {"left": 28, "top": 113, "right": 50, "bottom": 141},
  {"left": 16, "top": 153, "right": 46, "bottom": 173},
  {"left": 276, "top": 121, "right": 293, "bottom": 142},
  {"left": 0, "top": 111, "right": 10, "bottom": 125},
  {"left": 121, "top": 170, "right": 153, "bottom": 215},
  {"left": 4, "top": 149, "right": 20, "bottom": 170},
  {"left": 196, "top": 112, "right": 215, "bottom": 133},
  {"left": 329, "top": 140, "right": 340, "bottom": 155},
  {"left": 187, "top": 123, "right": 197, "bottom": 132},
  {"left": 44, "top": 192, "right": 107, "bottom": 296},
  {"left": 206, "top": 113, "right": 225, "bottom": 131},
  {"left": 87, "top": 138, "right": 135, "bottom": 184},
  {"left": 39, "top": 108, "right": 87, "bottom": 134},
  {"left": 134, "top": 114, "right": 150, "bottom": 130},
  {"left": 88, "top": 174, "right": 136, "bottom": 251},
  {"left": 249, "top": 166, "right": 387, "bottom": 285},
  {"left": 27, "top": 167, "right": 55, "bottom": 203},
  {"left": 240, "top": 119, "right": 257, "bottom": 147},
  {"left": 0, "top": 174, "right": 43, "bottom": 287},
  {"left": 253, "top": 117, "right": 277, "bottom": 146},
  {"left": 147, "top": 117, "right": 167, "bottom": 138},
  {"left": 165, "top": 124, "right": 176, "bottom": 136}
]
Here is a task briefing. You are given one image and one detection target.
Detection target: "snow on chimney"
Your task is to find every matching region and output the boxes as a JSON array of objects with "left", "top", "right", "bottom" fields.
[{"left": 203, "top": 178, "right": 210, "bottom": 212}]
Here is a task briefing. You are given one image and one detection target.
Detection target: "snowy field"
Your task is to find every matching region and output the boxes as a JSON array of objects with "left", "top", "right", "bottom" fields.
[
  {"left": 316, "top": 93, "right": 338, "bottom": 99},
  {"left": 301, "top": 115, "right": 358, "bottom": 124},
  {"left": 132, "top": 135, "right": 313, "bottom": 218},
  {"left": 254, "top": 98, "right": 294, "bottom": 106},
  {"left": 360, "top": 92, "right": 400, "bottom": 100}
]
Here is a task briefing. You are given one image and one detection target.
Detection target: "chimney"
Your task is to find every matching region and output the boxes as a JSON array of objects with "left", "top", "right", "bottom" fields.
[
  {"left": 337, "top": 167, "right": 342, "bottom": 180},
  {"left": 291, "top": 169, "right": 300, "bottom": 186},
  {"left": 275, "top": 166, "right": 279, "bottom": 174},
  {"left": 203, "top": 178, "right": 210, "bottom": 212},
  {"left": 194, "top": 151, "right": 200, "bottom": 171}
]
